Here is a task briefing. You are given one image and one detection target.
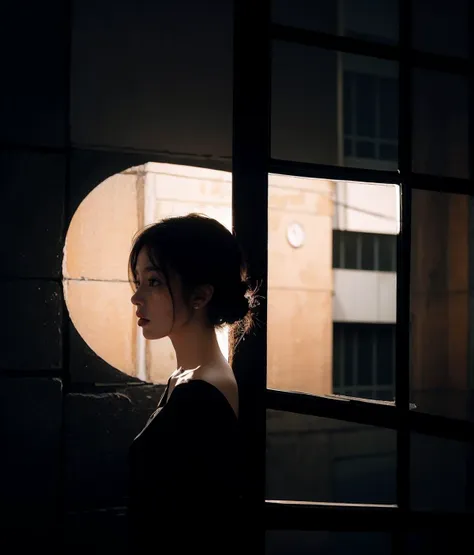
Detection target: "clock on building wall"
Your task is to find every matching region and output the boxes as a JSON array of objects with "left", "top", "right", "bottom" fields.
[{"left": 287, "top": 222, "right": 305, "bottom": 248}]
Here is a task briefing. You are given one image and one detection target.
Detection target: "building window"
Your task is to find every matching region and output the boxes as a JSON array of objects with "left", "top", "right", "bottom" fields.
[
  {"left": 344, "top": 71, "right": 398, "bottom": 163},
  {"left": 333, "top": 323, "right": 395, "bottom": 400},
  {"left": 333, "top": 230, "right": 397, "bottom": 272}
]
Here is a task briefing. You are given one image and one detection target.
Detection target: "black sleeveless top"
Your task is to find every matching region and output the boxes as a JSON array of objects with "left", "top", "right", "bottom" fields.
[{"left": 128, "top": 378, "right": 241, "bottom": 553}]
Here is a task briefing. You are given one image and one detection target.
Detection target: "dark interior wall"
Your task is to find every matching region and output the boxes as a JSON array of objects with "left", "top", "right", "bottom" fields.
[
  {"left": 1, "top": 1, "right": 240, "bottom": 551},
  {"left": 0, "top": 1, "right": 331, "bottom": 551}
]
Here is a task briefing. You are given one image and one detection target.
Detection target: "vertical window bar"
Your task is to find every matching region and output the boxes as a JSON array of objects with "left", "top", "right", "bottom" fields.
[
  {"left": 233, "top": 1, "right": 270, "bottom": 551},
  {"left": 466, "top": 0, "right": 474, "bottom": 512},
  {"left": 394, "top": 0, "right": 413, "bottom": 553}
]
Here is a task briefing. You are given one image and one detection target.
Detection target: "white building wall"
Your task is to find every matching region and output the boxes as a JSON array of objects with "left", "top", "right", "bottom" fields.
[
  {"left": 333, "top": 269, "right": 397, "bottom": 324},
  {"left": 333, "top": 181, "right": 400, "bottom": 235}
]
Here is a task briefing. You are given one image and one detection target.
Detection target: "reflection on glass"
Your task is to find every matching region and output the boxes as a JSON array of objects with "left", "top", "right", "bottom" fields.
[
  {"left": 411, "top": 433, "right": 473, "bottom": 512},
  {"left": 342, "top": 55, "right": 398, "bottom": 171},
  {"left": 272, "top": 0, "right": 398, "bottom": 45},
  {"left": 266, "top": 411, "right": 396, "bottom": 505},
  {"left": 413, "top": 70, "right": 468, "bottom": 179},
  {"left": 410, "top": 190, "right": 473, "bottom": 420},
  {"left": 272, "top": 43, "right": 398, "bottom": 171},
  {"left": 413, "top": 0, "right": 468, "bottom": 58},
  {"left": 266, "top": 531, "right": 391, "bottom": 555}
]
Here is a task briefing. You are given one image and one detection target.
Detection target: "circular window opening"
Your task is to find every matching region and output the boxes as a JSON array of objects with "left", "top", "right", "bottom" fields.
[{"left": 63, "top": 162, "right": 232, "bottom": 383}]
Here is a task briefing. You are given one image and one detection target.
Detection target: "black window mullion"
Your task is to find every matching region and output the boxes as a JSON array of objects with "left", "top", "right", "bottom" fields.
[
  {"left": 466, "top": 0, "right": 474, "bottom": 513},
  {"left": 233, "top": 1, "right": 270, "bottom": 551},
  {"left": 395, "top": 1, "right": 413, "bottom": 553}
]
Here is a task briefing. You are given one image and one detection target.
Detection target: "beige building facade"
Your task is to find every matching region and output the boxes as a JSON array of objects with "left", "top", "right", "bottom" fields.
[{"left": 63, "top": 163, "right": 334, "bottom": 395}]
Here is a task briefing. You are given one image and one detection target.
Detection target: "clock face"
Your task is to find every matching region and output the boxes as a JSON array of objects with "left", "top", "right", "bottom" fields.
[{"left": 287, "top": 222, "right": 305, "bottom": 248}]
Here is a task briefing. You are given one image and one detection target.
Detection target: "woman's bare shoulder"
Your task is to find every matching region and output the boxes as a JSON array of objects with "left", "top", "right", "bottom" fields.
[{"left": 177, "top": 365, "right": 239, "bottom": 417}]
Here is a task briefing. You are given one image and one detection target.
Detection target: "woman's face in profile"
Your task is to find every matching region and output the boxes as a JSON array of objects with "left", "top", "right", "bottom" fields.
[{"left": 130, "top": 248, "right": 189, "bottom": 340}]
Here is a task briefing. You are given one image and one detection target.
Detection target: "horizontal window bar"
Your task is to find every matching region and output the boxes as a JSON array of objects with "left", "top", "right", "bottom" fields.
[
  {"left": 269, "top": 158, "right": 400, "bottom": 184},
  {"left": 408, "top": 172, "right": 474, "bottom": 195},
  {"left": 0, "top": 141, "right": 233, "bottom": 172},
  {"left": 266, "top": 388, "right": 474, "bottom": 443},
  {"left": 270, "top": 158, "right": 474, "bottom": 194},
  {"left": 265, "top": 500, "right": 472, "bottom": 530},
  {"left": 272, "top": 24, "right": 471, "bottom": 76}
]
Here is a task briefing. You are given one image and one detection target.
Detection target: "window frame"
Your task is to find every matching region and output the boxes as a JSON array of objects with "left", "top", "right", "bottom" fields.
[{"left": 233, "top": 0, "right": 474, "bottom": 550}]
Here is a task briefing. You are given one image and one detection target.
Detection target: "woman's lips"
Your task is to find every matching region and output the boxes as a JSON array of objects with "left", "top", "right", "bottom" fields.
[{"left": 138, "top": 318, "right": 150, "bottom": 327}]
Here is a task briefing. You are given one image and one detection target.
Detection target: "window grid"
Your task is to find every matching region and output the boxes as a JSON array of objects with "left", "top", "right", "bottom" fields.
[
  {"left": 343, "top": 71, "right": 399, "bottom": 163},
  {"left": 333, "top": 230, "right": 397, "bottom": 272},
  {"left": 333, "top": 323, "right": 396, "bottom": 401},
  {"left": 233, "top": 0, "right": 474, "bottom": 542}
]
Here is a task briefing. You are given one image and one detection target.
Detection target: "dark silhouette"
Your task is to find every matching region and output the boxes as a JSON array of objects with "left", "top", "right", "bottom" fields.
[{"left": 127, "top": 214, "right": 256, "bottom": 553}]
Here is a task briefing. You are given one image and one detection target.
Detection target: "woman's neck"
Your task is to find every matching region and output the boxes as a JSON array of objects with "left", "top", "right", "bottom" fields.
[{"left": 170, "top": 323, "right": 226, "bottom": 372}]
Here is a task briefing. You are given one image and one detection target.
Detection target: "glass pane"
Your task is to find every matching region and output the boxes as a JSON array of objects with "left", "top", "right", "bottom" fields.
[
  {"left": 355, "top": 140, "right": 375, "bottom": 159},
  {"left": 344, "top": 137, "right": 353, "bottom": 157},
  {"left": 377, "top": 326, "right": 395, "bottom": 387},
  {"left": 344, "top": 231, "right": 358, "bottom": 269},
  {"left": 272, "top": 42, "right": 398, "bottom": 170},
  {"left": 410, "top": 189, "right": 473, "bottom": 420},
  {"left": 413, "top": 69, "right": 468, "bottom": 179},
  {"left": 408, "top": 532, "right": 469, "bottom": 555},
  {"left": 354, "top": 73, "right": 376, "bottom": 137},
  {"left": 269, "top": 175, "right": 399, "bottom": 400},
  {"left": 266, "top": 410, "right": 396, "bottom": 504},
  {"left": 357, "top": 326, "right": 373, "bottom": 386},
  {"left": 411, "top": 433, "right": 473, "bottom": 512},
  {"left": 413, "top": 0, "right": 468, "bottom": 58},
  {"left": 360, "top": 233, "right": 375, "bottom": 270},
  {"left": 378, "top": 234, "right": 396, "bottom": 272},
  {"left": 379, "top": 143, "right": 398, "bottom": 161},
  {"left": 333, "top": 230, "right": 342, "bottom": 268},
  {"left": 272, "top": 0, "right": 398, "bottom": 45},
  {"left": 266, "top": 531, "right": 391, "bottom": 555},
  {"left": 335, "top": 323, "right": 395, "bottom": 400},
  {"left": 344, "top": 73, "right": 353, "bottom": 135},
  {"left": 333, "top": 325, "right": 343, "bottom": 388},
  {"left": 379, "top": 77, "right": 398, "bottom": 140},
  {"left": 344, "top": 326, "right": 355, "bottom": 387}
]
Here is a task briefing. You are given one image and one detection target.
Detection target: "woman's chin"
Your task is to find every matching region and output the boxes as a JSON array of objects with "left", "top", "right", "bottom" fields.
[{"left": 141, "top": 327, "right": 165, "bottom": 341}]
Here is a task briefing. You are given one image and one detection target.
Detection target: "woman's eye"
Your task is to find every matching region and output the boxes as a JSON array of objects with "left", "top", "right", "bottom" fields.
[{"left": 148, "top": 278, "right": 161, "bottom": 287}]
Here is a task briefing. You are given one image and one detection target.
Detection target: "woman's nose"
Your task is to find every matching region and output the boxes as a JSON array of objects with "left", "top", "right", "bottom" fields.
[{"left": 131, "top": 291, "right": 142, "bottom": 306}]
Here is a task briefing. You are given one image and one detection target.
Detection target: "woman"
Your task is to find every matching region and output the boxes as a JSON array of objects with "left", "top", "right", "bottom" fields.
[{"left": 127, "top": 213, "right": 255, "bottom": 553}]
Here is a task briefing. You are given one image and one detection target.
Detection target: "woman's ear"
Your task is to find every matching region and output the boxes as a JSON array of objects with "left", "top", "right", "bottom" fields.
[{"left": 190, "top": 284, "right": 214, "bottom": 310}]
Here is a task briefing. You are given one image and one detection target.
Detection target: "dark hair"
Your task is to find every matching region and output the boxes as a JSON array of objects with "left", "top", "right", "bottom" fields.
[{"left": 129, "top": 213, "right": 256, "bottom": 336}]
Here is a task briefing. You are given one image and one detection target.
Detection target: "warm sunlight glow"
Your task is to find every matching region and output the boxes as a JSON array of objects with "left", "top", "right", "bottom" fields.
[{"left": 62, "top": 163, "right": 232, "bottom": 383}]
